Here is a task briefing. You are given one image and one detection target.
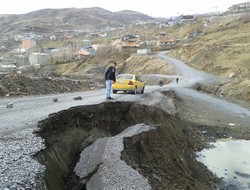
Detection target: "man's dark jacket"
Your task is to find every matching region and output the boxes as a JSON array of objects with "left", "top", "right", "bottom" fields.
[{"left": 105, "top": 66, "right": 116, "bottom": 82}]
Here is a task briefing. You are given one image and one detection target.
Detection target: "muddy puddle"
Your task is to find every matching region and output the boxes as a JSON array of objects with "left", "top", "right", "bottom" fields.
[{"left": 196, "top": 139, "right": 250, "bottom": 190}]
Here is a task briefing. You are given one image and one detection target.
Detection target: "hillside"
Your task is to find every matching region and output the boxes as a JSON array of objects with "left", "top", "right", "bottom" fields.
[
  {"left": 170, "top": 13, "right": 250, "bottom": 101},
  {"left": 0, "top": 52, "right": 175, "bottom": 97},
  {"left": 0, "top": 7, "right": 151, "bottom": 35}
]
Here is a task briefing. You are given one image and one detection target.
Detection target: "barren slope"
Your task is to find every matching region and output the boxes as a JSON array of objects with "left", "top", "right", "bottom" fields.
[
  {"left": 170, "top": 13, "right": 250, "bottom": 101},
  {"left": 0, "top": 7, "right": 151, "bottom": 35}
]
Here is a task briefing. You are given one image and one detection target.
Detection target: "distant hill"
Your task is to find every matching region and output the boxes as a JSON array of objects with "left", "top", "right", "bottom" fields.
[{"left": 0, "top": 7, "right": 151, "bottom": 35}]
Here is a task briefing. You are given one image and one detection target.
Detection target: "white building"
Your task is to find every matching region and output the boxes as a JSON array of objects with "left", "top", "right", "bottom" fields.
[
  {"left": 137, "top": 48, "right": 152, "bottom": 55},
  {"left": 0, "top": 64, "right": 17, "bottom": 74},
  {"left": 29, "top": 53, "right": 48, "bottom": 66}
]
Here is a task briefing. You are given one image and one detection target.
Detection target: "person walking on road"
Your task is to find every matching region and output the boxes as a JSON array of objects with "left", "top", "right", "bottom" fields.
[
  {"left": 176, "top": 77, "right": 179, "bottom": 84},
  {"left": 105, "top": 61, "right": 117, "bottom": 100}
]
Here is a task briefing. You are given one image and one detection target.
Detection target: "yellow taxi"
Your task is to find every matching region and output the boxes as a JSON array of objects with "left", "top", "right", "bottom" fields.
[{"left": 112, "top": 74, "right": 145, "bottom": 94}]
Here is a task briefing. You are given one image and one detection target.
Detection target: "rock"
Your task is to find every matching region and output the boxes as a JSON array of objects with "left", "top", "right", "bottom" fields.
[
  {"left": 201, "top": 130, "right": 207, "bottom": 134},
  {"left": 73, "top": 96, "right": 82, "bottom": 100},
  {"left": 53, "top": 98, "right": 58, "bottom": 102},
  {"left": 6, "top": 102, "right": 13, "bottom": 108},
  {"left": 9, "top": 185, "right": 17, "bottom": 190},
  {"left": 152, "top": 174, "right": 162, "bottom": 182}
]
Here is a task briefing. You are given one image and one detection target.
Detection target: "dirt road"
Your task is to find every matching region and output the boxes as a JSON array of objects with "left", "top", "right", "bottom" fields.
[
  {"left": 0, "top": 86, "right": 160, "bottom": 136},
  {"left": 156, "top": 51, "right": 250, "bottom": 130}
]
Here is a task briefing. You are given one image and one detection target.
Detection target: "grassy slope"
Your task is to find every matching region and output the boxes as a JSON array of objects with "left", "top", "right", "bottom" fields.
[{"left": 170, "top": 14, "right": 250, "bottom": 101}]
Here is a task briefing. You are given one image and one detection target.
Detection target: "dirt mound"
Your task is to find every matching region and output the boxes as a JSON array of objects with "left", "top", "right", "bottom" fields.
[
  {"left": 122, "top": 124, "right": 214, "bottom": 190},
  {"left": 0, "top": 74, "right": 90, "bottom": 97},
  {"left": 35, "top": 101, "right": 218, "bottom": 190}
]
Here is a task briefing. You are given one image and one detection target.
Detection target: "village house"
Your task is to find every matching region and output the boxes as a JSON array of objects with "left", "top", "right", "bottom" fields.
[
  {"left": 137, "top": 48, "right": 152, "bottom": 55},
  {"left": 120, "top": 35, "right": 137, "bottom": 41},
  {"left": 181, "top": 15, "right": 196, "bottom": 23},
  {"left": 228, "top": 2, "right": 250, "bottom": 14},
  {"left": 50, "top": 35, "right": 57, "bottom": 41},
  {"left": 111, "top": 35, "right": 143, "bottom": 49},
  {"left": 156, "top": 32, "right": 177, "bottom": 47},
  {"left": 22, "top": 39, "right": 37, "bottom": 49},
  {"left": 0, "top": 64, "right": 17, "bottom": 74},
  {"left": 73, "top": 46, "right": 96, "bottom": 59},
  {"left": 156, "top": 38, "right": 176, "bottom": 47},
  {"left": 29, "top": 53, "right": 48, "bottom": 66},
  {"left": 122, "top": 41, "right": 140, "bottom": 48}
]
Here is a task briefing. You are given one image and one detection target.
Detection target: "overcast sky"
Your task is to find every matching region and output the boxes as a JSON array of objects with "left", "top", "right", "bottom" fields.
[{"left": 0, "top": 0, "right": 247, "bottom": 17}]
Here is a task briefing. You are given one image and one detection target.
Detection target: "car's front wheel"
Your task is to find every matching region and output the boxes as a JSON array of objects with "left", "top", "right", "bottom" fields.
[{"left": 113, "top": 90, "right": 118, "bottom": 94}]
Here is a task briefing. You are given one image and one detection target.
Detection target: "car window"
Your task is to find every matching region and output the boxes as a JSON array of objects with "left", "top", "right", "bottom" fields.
[{"left": 117, "top": 74, "right": 133, "bottom": 80}]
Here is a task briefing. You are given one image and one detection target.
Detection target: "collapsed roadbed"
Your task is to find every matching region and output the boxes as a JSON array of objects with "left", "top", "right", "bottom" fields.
[{"left": 35, "top": 97, "right": 219, "bottom": 190}]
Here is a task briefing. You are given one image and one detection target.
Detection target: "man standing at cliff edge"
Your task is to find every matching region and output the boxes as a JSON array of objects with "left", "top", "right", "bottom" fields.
[{"left": 104, "top": 61, "right": 117, "bottom": 100}]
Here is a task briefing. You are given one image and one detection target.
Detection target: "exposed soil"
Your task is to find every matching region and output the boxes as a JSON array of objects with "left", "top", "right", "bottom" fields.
[
  {"left": 0, "top": 74, "right": 92, "bottom": 97},
  {"left": 35, "top": 92, "right": 228, "bottom": 190}
]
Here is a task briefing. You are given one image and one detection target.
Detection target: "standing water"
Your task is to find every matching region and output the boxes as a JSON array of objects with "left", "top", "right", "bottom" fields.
[{"left": 196, "top": 139, "right": 250, "bottom": 189}]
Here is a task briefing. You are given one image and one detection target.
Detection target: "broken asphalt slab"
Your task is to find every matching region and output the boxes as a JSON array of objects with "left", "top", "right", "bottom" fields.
[{"left": 74, "top": 123, "right": 154, "bottom": 190}]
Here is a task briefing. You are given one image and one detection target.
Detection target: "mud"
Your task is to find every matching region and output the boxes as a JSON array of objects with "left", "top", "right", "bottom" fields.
[{"left": 35, "top": 100, "right": 220, "bottom": 190}]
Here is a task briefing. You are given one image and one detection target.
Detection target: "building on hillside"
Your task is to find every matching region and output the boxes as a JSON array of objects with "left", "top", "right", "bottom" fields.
[
  {"left": 0, "top": 64, "right": 17, "bottom": 74},
  {"left": 111, "top": 35, "right": 143, "bottom": 49},
  {"left": 122, "top": 42, "right": 140, "bottom": 48},
  {"left": 22, "top": 39, "right": 37, "bottom": 49},
  {"left": 29, "top": 53, "right": 48, "bottom": 66},
  {"left": 121, "top": 35, "right": 137, "bottom": 41},
  {"left": 181, "top": 15, "right": 196, "bottom": 23},
  {"left": 137, "top": 48, "right": 152, "bottom": 55},
  {"left": 43, "top": 48, "right": 56, "bottom": 53},
  {"left": 156, "top": 38, "right": 176, "bottom": 46},
  {"left": 50, "top": 35, "right": 57, "bottom": 40},
  {"left": 73, "top": 46, "right": 96, "bottom": 58},
  {"left": 156, "top": 32, "right": 179, "bottom": 47},
  {"left": 144, "top": 38, "right": 157, "bottom": 46},
  {"left": 228, "top": 2, "right": 250, "bottom": 14}
]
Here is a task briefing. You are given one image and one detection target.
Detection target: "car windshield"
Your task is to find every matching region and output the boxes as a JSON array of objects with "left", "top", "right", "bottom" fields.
[{"left": 117, "top": 74, "right": 134, "bottom": 80}]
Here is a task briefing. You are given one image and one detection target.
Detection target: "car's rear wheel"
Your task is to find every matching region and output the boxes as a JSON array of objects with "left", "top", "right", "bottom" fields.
[
  {"left": 141, "top": 86, "right": 145, "bottom": 94},
  {"left": 113, "top": 90, "right": 118, "bottom": 94},
  {"left": 133, "top": 87, "right": 137, "bottom": 94}
]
